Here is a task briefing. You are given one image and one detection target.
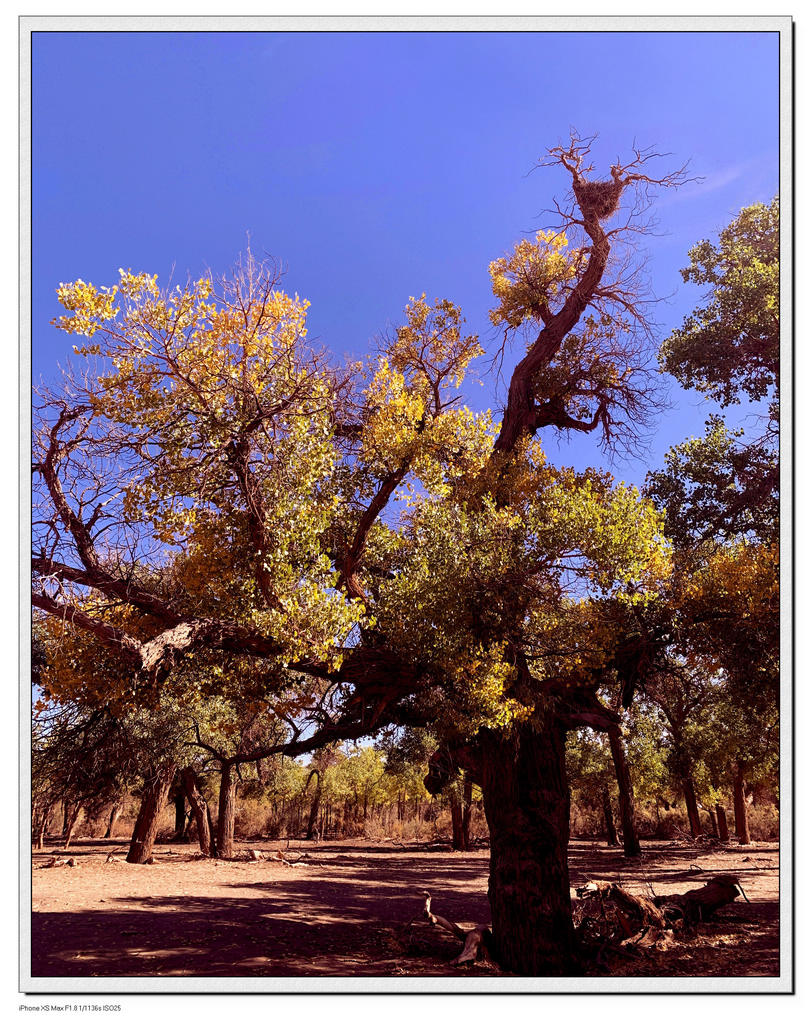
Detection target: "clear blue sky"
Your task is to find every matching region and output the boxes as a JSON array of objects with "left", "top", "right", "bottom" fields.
[{"left": 31, "top": 30, "right": 779, "bottom": 483}]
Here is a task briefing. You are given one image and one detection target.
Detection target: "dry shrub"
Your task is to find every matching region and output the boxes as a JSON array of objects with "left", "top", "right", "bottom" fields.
[
  {"left": 647, "top": 808, "right": 689, "bottom": 839},
  {"left": 362, "top": 817, "right": 388, "bottom": 841},
  {"left": 747, "top": 804, "right": 779, "bottom": 840},
  {"left": 570, "top": 803, "right": 604, "bottom": 838},
  {"left": 234, "top": 795, "right": 274, "bottom": 838}
]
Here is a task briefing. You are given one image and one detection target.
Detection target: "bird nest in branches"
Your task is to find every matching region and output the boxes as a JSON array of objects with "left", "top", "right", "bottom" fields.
[{"left": 573, "top": 179, "right": 623, "bottom": 220}]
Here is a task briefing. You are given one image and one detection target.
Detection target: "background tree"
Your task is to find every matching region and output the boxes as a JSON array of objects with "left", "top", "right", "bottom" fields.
[
  {"left": 645, "top": 198, "right": 780, "bottom": 846},
  {"left": 648, "top": 197, "right": 779, "bottom": 546},
  {"left": 566, "top": 730, "right": 621, "bottom": 845},
  {"left": 32, "top": 700, "right": 134, "bottom": 848}
]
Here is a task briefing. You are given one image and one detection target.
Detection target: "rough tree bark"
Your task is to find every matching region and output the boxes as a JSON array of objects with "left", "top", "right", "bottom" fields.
[
  {"left": 126, "top": 763, "right": 175, "bottom": 863},
  {"left": 607, "top": 725, "right": 641, "bottom": 857},
  {"left": 216, "top": 761, "right": 238, "bottom": 859},
  {"left": 181, "top": 766, "right": 217, "bottom": 857},
  {"left": 478, "top": 712, "right": 576, "bottom": 975},
  {"left": 732, "top": 763, "right": 751, "bottom": 845}
]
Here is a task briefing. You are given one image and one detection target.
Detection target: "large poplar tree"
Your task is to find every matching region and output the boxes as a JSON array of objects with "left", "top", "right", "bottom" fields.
[{"left": 33, "top": 136, "right": 689, "bottom": 974}]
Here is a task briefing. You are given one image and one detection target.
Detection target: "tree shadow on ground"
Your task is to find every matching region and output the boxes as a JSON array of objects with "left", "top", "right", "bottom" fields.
[
  {"left": 32, "top": 893, "right": 473, "bottom": 979},
  {"left": 31, "top": 839, "right": 779, "bottom": 980}
]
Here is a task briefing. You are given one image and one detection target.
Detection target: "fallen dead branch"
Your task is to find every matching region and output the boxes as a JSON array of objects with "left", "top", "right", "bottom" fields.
[
  {"left": 653, "top": 873, "right": 748, "bottom": 924},
  {"left": 240, "top": 849, "right": 311, "bottom": 865},
  {"left": 40, "top": 856, "right": 78, "bottom": 868},
  {"left": 406, "top": 892, "right": 493, "bottom": 966},
  {"left": 274, "top": 849, "right": 309, "bottom": 866}
]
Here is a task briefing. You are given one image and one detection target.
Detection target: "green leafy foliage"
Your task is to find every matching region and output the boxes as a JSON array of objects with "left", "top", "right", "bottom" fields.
[{"left": 659, "top": 198, "right": 779, "bottom": 408}]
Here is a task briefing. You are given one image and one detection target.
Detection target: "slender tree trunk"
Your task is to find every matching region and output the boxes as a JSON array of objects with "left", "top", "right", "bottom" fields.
[
  {"left": 206, "top": 803, "right": 217, "bottom": 850},
  {"left": 126, "top": 763, "right": 175, "bottom": 864},
  {"left": 732, "top": 763, "right": 751, "bottom": 845},
  {"left": 305, "top": 770, "right": 321, "bottom": 840},
  {"left": 450, "top": 787, "right": 464, "bottom": 850},
  {"left": 682, "top": 776, "right": 703, "bottom": 838},
  {"left": 63, "top": 803, "right": 83, "bottom": 849},
  {"left": 171, "top": 785, "right": 187, "bottom": 840},
  {"left": 104, "top": 802, "right": 122, "bottom": 839},
  {"left": 34, "top": 802, "right": 54, "bottom": 849},
  {"left": 716, "top": 803, "right": 730, "bottom": 842},
  {"left": 181, "top": 766, "right": 217, "bottom": 857},
  {"left": 706, "top": 807, "right": 719, "bottom": 838},
  {"left": 462, "top": 774, "right": 473, "bottom": 850},
  {"left": 216, "top": 761, "right": 238, "bottom": 859},
  {"left": 601, "top": 785, "right": 619, "bottom": 847},
  {"left": 607, "top": 725, "right": 641, "bottom": 857},
  {"left": 479, "top": 713, "right": 575, "bottom": 975}
]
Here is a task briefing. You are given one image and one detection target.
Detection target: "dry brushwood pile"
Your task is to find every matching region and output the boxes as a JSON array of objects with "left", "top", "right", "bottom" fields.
[
  {"left": 408, "top": 873, "right": 749, "bottom": 969},
  {"left": 573, "top": 874, "right": 748, "bottom": 959}
]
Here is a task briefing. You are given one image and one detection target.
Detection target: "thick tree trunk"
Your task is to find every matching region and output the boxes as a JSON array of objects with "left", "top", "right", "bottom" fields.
[
  {"left": 181, "top": 767, "right": 217, "bottom": 857},
  {"left": 716, "top": 803, "right": 730, "bottom": 842},
  {"left": 216, "top": 761, "right": 238, "bottom": 859},
  {"left": 732, "top": 764, "right": 751, "bottom": 845},
  {"left": 682, "top": 776, "right": 703, "bottom": 838},
  {"left": 104, "top": 802, "right": 122, "bottom": 839},
  {"left": 607, "top": 725, "right": 641, "bottom": 857},
  {"left": 126, "top": 763, "right": 175, "bottom": 864},
  {"left": 601, "top": 785, "right": 619, "bottom": 847},
  {"left": 479, "top": 714, "right": 575, "bottom": 975}
]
